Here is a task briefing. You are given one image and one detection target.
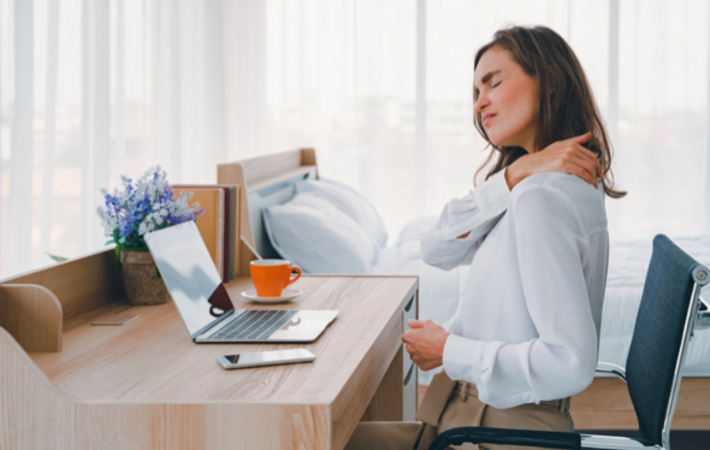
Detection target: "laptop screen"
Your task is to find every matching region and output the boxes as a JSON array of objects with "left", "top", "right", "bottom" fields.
[{"left": 144, "top": 221, "right": 232, "bottom": 337}]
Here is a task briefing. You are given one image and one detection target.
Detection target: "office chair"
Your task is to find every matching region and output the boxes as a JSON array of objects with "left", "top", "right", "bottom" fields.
[{"left": 429, "top": 234, "right": 710, "bottom": 450}]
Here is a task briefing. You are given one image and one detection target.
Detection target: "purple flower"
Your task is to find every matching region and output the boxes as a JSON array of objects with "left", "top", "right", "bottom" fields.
[
  {"left": 97, "top": 165, "right": 204, "bottom": 246},
  {"left": 119, "top": 216, "right": 133, "bottom": 237}
]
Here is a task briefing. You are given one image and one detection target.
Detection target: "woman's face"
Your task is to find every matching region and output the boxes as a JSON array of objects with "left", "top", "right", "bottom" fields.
[{"left": 473, "top": 46, "right": 539, "bottom": 152}]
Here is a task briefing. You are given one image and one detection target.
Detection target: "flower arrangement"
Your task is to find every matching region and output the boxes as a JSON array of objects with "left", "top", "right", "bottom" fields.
[{"left": 97, "top": 166, "right": 204, "bottom": 251}]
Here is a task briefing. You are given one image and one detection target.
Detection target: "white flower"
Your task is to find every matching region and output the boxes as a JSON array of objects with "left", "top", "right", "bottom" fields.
[{"left": 97, "top": 165, "right": 203, "bottom": 242}]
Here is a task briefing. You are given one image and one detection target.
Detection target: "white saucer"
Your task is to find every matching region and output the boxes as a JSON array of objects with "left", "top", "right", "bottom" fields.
[{"left": 241, "top": 288, "right": 302, "bottom": 304}]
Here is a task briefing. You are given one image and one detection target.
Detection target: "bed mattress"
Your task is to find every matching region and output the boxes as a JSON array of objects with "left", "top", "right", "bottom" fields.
[{"left": 378, "top": 217, "right": 710, "bottom": 383}]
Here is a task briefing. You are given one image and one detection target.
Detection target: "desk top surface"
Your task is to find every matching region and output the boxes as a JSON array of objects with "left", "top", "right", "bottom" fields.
[{"left": 30, "top": 275, "right": 417, "bottom": 405}]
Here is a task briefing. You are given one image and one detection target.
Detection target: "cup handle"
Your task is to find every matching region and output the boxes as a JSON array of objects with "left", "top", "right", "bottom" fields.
[{"left": 286, "top": 266, "right": 302, "bottom": 286}]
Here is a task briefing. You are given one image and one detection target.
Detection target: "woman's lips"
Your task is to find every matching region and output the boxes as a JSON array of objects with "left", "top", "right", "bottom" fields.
[{"left": 483, "top": 114, "right": 497, "bottom": 127}]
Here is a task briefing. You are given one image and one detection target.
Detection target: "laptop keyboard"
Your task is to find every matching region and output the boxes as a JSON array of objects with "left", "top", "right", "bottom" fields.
[{"left": 209, "top": 310, "right": 298, "bottom": 340}]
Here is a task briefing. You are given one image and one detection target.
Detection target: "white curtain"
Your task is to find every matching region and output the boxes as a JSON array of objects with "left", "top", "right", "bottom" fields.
[
  {"left": 233, "top": 0, "right": 420, "bottom": 243},
  {"left": 0, "top": 0, "right": 226, "bottom": 278},
  {"left": 245, "top": 0, "right": 710, "bottom": 247},
  {"left": 1, "top": 0, "right": 709, "bottom": 280},
  {"left": 615, "top": 0, "right": 709, "bottom": 237}
]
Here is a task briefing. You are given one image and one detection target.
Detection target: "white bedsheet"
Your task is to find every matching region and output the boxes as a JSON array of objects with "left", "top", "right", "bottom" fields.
[{"left": 377, "top": 217, "right": 710, "bottom": 383}]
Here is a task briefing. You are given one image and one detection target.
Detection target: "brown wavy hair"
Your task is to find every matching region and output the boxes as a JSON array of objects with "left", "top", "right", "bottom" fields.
[{"left": 473, "top": 25, "right": 626, "bottom": 199}]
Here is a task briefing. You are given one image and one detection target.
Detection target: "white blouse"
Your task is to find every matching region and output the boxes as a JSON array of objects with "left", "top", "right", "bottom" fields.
[{"left": 421, "top": 167, "right": 609, "bottom": 409}]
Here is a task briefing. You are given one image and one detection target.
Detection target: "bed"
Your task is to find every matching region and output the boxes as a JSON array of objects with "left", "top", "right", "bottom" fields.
[{"left": 218, "top": 148, "right": 710, "bottom": 430}]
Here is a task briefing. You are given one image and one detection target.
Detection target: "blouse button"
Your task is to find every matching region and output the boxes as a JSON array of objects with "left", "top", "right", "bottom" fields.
[
  {"left": 490, "top": 206, "right": 497, "bottom": 213},
  {"left": 499, "top": 198, "right": 507, "bottom": 206}
]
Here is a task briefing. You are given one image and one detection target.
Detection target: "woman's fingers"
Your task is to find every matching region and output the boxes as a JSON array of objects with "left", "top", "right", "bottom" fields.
[
  {"left": 563, "top": 142, "right": 601, "bottom": 179},
  {"left": 576, "top": 145, "right": 604, "bottom": 182},
  {"left": 577, "top": 146, "right": 600, "bottom": 167},
  {"left": 565, "top": 155, "right": 599, "bottom": 188},
  {"left": 407, "top": 319, "right": 424, "bottom": 329},
  {"left": 574, "top": 165, "right": 597, "bottom": 188},
  {"left": 549, "top": 148, "right": 598, "bottom": 188},
  {"left": 568, "top": 136, "right": 603, "bottom": 180},
  {"left": 573, "top": 144, "right": 603, "bottom": 178},
  {"left": 568, "top": 149, "right": 601, "bottom": 179},
  {"left": 555, "top": 133, "right": 602, "bottom": 179},
  {"left": 566, "top": 131, "right": 592, "bottom": 144}
]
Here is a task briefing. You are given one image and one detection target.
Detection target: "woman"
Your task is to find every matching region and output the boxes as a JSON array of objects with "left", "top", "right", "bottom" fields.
[{"left": 346, "top": 25, "right": 625, "bottom": 450}]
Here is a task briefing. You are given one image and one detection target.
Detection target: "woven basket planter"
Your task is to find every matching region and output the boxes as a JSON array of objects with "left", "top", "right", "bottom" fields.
[{"left": 119, "top": 250, "right": 171, "bottom": 306}]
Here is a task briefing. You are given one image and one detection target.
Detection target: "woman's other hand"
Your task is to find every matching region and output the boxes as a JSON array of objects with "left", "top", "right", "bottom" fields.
[
  {"left": 402, "top": 319, "right": 450, "bottom": 371},
  {"left": 505, "top": 131, "right": 603, "bottom": 190}
]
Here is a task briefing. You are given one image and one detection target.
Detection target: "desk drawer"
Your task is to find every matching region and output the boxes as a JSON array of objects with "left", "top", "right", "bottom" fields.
[
  {"left": 402, "top": 292, "right": 418, "bottom": 421},
  {"left": 403, "top": 293, "right": 417, "bottom": 332},
  {"left": 403, "top": 293, "right": 417, "bottom": 372},
  {"left": 402, "top": 293, "right": 419, "bottom": 377},
  {"left": 403, "top": 360, "right": 417, "bottom": 421}
]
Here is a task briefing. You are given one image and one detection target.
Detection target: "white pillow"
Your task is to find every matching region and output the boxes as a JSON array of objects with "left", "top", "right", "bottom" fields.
[
  {"left": 294, "top": 178, "right": 388, "bottom": 248},
  {"left": 263, "top": 193, "right": 378, "bottom": 274}
]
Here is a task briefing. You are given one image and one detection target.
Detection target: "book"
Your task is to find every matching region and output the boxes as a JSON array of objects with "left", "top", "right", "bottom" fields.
[
  {"left": 227, "top": 186, "right": 237, "bottom": 281},
  {"left": 172, "top": 187, "right": 225, "bottom": 280},
  {"left": 173, "top": 184, "right": 239, "bottom": 283},
  {"left": 230, "top": 185, "right": 241, "bottom": 280}
]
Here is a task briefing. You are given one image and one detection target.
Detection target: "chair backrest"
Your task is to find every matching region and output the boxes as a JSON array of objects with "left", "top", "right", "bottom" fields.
[{"left": 626, "top": 234, "right": 709, "bottom": 447}]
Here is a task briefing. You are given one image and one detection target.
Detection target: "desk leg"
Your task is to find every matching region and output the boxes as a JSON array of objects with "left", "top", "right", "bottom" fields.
[{"left": 360, "top": 346, "right": 404, "bottom": 421}]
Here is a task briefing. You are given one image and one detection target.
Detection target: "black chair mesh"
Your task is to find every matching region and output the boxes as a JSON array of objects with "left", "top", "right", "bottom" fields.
[{"left": 626, "top": 234, "right": 700, "bottom": 445}]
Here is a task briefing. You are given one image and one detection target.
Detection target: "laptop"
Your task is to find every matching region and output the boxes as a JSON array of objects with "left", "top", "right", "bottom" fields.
[{"left": 144, "top": 221, "right": 338, "bottom": 343}]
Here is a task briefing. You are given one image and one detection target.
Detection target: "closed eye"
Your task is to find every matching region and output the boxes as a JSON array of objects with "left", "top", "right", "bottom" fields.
[{"left": 492, "top": 81, "right": 501, "bottom": 88}]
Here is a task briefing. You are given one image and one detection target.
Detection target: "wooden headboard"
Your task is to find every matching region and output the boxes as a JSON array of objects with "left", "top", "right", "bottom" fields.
[{"left": 217, "top": 148, "right": 318, "bottom": 276}]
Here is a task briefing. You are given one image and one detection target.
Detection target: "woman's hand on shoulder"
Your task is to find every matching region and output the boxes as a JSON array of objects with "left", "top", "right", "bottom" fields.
[{"left": 505, "top": 131, "right": 603, "bottom": 190}]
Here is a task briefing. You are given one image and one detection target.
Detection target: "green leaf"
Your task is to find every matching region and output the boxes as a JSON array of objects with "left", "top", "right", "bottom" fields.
[
  {"left": 45, "top": 252, "right": 69, "bottom": 263},
  {"left": 105, "top": 239, "right": 115, "bottom": 245}
]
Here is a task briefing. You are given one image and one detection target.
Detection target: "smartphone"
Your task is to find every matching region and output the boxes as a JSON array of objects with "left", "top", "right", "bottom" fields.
[{"left": 216, "top": 349, "right": 316, "bottom": 370}]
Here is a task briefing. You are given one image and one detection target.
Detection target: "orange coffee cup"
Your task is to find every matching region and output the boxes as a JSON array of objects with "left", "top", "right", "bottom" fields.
[{"left": 250, "top": 259, "right": 302, "bottom": 297}]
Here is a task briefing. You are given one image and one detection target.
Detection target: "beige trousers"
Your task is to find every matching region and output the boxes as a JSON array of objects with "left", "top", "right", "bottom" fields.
[{"left": 345, "top": 371, "right": 574, "bottom": 450}]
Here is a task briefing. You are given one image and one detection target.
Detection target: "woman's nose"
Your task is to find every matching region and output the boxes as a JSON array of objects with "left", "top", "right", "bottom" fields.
[{"left": 474, "top": 93, "right": 490, "bottom": 112}]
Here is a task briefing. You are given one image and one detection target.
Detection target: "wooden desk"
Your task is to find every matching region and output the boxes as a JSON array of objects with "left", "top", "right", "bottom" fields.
[{"left": 0, "top": 254, "right": 418, "bottom": 450}]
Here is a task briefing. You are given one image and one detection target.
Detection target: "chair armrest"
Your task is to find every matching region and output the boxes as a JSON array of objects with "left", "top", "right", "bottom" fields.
[
  {"left": 595, "top": 362, "right": 627, "bottom": 382},
  {"left": 428, "top": 426, "right": 581, "bottom": 450},
  {"left": 579, "top": 433, "right": 660, "bottom": 449}
]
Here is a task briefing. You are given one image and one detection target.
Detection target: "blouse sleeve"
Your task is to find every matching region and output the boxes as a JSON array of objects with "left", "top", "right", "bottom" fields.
[
  {"left": 441, "top": 183, "right": 599, "bottom": 408},
  {"left": 420, "top": 167, "right": 511, "bottom": 271}
]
